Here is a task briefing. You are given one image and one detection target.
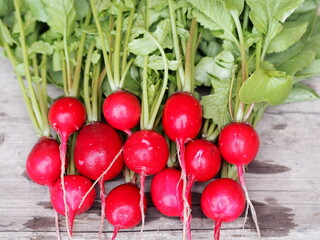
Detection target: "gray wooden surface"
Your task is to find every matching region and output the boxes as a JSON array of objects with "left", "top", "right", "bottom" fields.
[{"left": 0, "top": 57, "right": 319, "bottom": 240}]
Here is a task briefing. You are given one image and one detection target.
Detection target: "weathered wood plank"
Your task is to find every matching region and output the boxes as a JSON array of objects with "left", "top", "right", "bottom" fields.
[{"left": 1, "top": 56, "right": 320, "bottom": 240}]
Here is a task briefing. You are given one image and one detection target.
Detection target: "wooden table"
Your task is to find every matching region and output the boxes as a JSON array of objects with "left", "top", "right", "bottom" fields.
[{"left": 0, "top": 57, "right": 319, "bottom": 240}]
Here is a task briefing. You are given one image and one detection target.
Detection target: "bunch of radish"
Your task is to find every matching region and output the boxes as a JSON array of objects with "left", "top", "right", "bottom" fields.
[{"left": 1, "top": 0, "right": 320, "bottom": 239}]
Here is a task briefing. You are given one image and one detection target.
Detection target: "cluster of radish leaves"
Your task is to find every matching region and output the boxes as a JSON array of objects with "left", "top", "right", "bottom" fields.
[{"left": 1, "top": 0, "right": 320, "bottom": 240}]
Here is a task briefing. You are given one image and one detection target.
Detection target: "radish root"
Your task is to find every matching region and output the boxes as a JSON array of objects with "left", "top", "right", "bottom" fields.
[
  {"left": 214, "top": 217, "right": 222, "bottom": 240},
  {"left": 59, "top": 134, "right": 72, "bottom": 240},
  {"left": 99, "top": 179, "right": 106, "bottom": 240},
  {"left": 111, "top": 225, "right": 120, "bottom": 240},
  {"left": 138, "top": 173, "right": 146, "bottom": 240},
  {"left": 54, "top": 209, "right": 61, "bottom": 240},
  {"left": 237, "top": 165, "right": 261, "bottom": 238}
]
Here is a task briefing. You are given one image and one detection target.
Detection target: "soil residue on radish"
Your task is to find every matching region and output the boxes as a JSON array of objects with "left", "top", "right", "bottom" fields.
[
  {"left": 245, "top": 198, "right": 297, "bottom": 237},
  {"left": 247, "top": 160, "right": 291, "bottom": 174},
  {"left": 23, "top": 217, "right": 54, "bottom": 231}
]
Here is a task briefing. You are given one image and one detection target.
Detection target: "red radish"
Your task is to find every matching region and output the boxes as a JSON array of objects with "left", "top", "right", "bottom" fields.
[
  {"left": 218, "top": 122, "right": 260, "bottom": 236},
  {"left": 48, "top": 96, "right": 86, "bottom": 238},
  {"left": 162, "top": 91, "right": 202, "bottom": 239},
  {"left": 201, "top": 178, "right": 246, "bottom": 240},
  {"left": 185, "top": 139, "right": 221, "bottom": 203},
  {"left": 74, "top": 122, "right": 124, "bottom": 237},
  {"left": 26, "top": 137, "right": 61, "bottom": 187},
  {"left": 50, "top": 175, "right": 96, "bottom": 236},
  {"left": 151, "top": 168, "right": 191, "bottom": 218},
  {"left": 103, "top": 91, "right": 141, "bottom": 135},
  {"left": 105, "top": 183, "right": 147, "bottom": 240},
  {"left": 123, "top": 130, "right": 169, "bottom": 236}
]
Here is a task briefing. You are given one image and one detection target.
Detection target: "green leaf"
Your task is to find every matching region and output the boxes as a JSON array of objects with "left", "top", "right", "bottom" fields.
[
  {"left": 268, "top": 21, "right": 308, "bottom": 53},
  {"left": 28, "top": 41, "right": 53, "bottom": 55},
  {"left": 246, "top": 0, "right": 305, "bottom": 34},
  {"left": 201, "top": 77, "right": 231, "bottom": 127},
  {"left": 147, "top": 55, "right": 180, "bottom": 71},
  {"left": 14, "top": 63, "right": 26, "bottom": 76},
  {"left": 0, "top": 0, "right": 14, "bottom": 17},
  {"left": 74, "top": 0, "right": 90, "bottom": 20},
  {"left": 294, "top": 59, "right": 320, "bottom": 82},
  {"left": 285, "top": 83, "right": 319, "bottom": 103},
  {"left": 41, "top": 0, "right": 76, "bottom": 37},
  {"left": 186, "top": 0, "right": 236, "bottom": 42},
  {"left": 239, "top": 68, "right": 293, "bottom": 105},
  {"left": 25, "top": 0, "right": 48, "bottom": 22},
  {"left": 31, "top": 76, "right": 42, "bottom": 83},
  {"left": 195, "top": 51, "right": 235, "bottom": 86},
  {"left": 0, "top": 20, "right": 16, "bottom": 46},
  {"left": 128, "top": 19, "right": 171, "bottom": 56},
  {"left": 218, "top": 0, "right": 244, "bottom": 15},
  {"left": 91, "top": 50, "right": 101, "bottom": 65}
]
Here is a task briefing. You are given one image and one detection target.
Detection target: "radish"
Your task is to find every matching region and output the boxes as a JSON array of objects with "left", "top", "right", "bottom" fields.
[
  {"left": 201, "top": 178, "right": 246, "bottom": 240},
  {"left": 26, "top": 137, "right": 61, "bottom": 187},
  {"left": 123, "top": 130, "right": 169, "bottom": 236},
  {"left": 218, "top": 122, "right": 260, "bottom": 236},
  {"left": 151, "top": 168, "right": 191, "bottom": 218},
  {"left": 103, "top": 91, "right": 141, "bottom": 136},
  {"left": 50, "top": 175, "right": 96, "bottom": 237},
  {"left": 185, "top": 139, "right": 221, "bottom": 200},
  {"left": 48, "top": 96, "right": 86, "bottom": 238},
  {"left": 74, "top": 122, "right": 124, "bottom": 237},
  {"left": 162, "top": 91, "right": 202, "bottom": 239},
  {"left": 105, "top": 183, "right": 147, "bottom": 240}
]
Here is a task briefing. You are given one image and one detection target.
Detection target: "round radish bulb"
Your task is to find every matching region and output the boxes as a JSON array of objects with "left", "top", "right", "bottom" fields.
[
  {"left": 151, "top": 168, "right": 191, "bottom": 218},
  {"left": 26, "top": 137, "right": 61, "bottom": 186},
  {"left": 218, "top": 122, "right": 260, "bottom": 165},
  {"left": 50, "top": 175, "right": 96, "bottom": 236},
  {"left": 201, "top": 178, "right": 245, "bottom": 240},
  {"left": 123, "top": 129, "right": 169, "bottom": 236},
  {"left": 75, "top": 122, "right": 124, "bottom": 181},
  {"left": 105, "top": 183, "right": 147, "bottom": 240},
  {"left": 123, "top": 130, "right": 168, "bottom": 176},
  {"left": 185, "top": 139, "right": 221, "bottom": 183},
  {"left": 218, "top": 122, "right": 261, "bottom": 236},
  {"left": 48, "top": 97, "right": 86, "bottom": 141},
  {"left": 162, "top": 92, "right": 202, "bottom": 143},
  {"left": 103, "top": 91, "right": 140, "bottom": 134}
]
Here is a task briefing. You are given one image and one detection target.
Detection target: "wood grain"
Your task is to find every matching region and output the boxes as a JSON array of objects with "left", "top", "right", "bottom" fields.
[{"left": 0, "top": 57, "right": 320, "bottom": 240}]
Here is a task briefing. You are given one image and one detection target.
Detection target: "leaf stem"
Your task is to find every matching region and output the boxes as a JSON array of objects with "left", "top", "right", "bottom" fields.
[
  {"left": 90, "top": 0, "right": 116, "bottom": 91},
  {"left": 91, "top": 61, "right": 101, "bottom": 122},
  {"left": 141, "top": 56, "right": 149, "bottom": 130},
  {"left": 63, "top": 24, "right": 72, "bottom": 96},
  {"left": 168, "top": 0, "right": 185, "bottom": 90},
  {"left": 113, "top": 9, "right": 123, "bottom": 87},
  {"left": 71, "top": 11, "right": 92, "bottom": 97}
]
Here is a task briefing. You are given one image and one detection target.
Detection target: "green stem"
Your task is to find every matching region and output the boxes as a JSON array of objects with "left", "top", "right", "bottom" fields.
[
  {"left": 168, "top": 0, "right": 185, "bottom": 90},
  {"left": 91, "top": 61, "right": 101, "bottom": 122},
  {"left": 184, "top": 19, "right": 197, "bottom": 93},
  {"left": 206, "top": 127, "right": 220, "bottom": 142},
  {"left": 228, "top": 71, "right": 236, "bottom": 121},
  {"left": 113, "top": 9, "right": 123, "bottom": 88},
  {"left": 83, "top": 42, "right": 95, "bottom": 122},
  {"left": 40, "top": 55, "right": 50, "bottom": 136},
  {"left": 13, "top": 0, "right": 44, "bottom": 132},
  {"left": 121, "top": 3, "right": 135, "bottom": 77},
  {"left": 71, "top": 11, "right": 92, "bottom": 97},
  {"left": 90, "top": 0, "right": 116, "bottom": 91},
  {"left": 0, "top": 33, "right": 42, "bottom": 136},
  {"left": 141, "top": 56, "right": 149, "bottom": 130},
  {"left": 119, "top": 58, "right": 134, "bottom": 88},
  {"left": 242, "top": 4, "right": 249, "bottom": 31},
  {"left": 135, "top": 28, "right": 169, "bottom": 130},
  {"left": 60, "top": 50, "right": 68, "bottom": 96},
  {"left": 201, "top": 119, "right": 210, "bottom": 138},
  {"left": 256, "top": 40, "right": 262, "bottom": 69},
  {"left": 63, "top": 25, "right": 72, "bottom": 96}
]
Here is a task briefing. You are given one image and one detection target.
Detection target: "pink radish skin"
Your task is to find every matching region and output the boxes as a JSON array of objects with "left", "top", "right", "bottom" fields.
[
  {"left": 151, "top": 168, "right": 191, "bottom": 218},
  {"left": 218, "top": 122, "right": 261, "bottom": 237},
  {"left": 103, "top": 91, "right": 141, "bottom": 135},
  {"left": 105, "top": 183, "right": 147, "bottom": 240},
  {"left": 74, "top": 122, "right": 124, "bottom": 237},
  {"left": 50, "top": 175, "right": 96, "bottom": 236},
  {"left": 201, "top": 178, "right": 246, "bottom": 240},
  {"left": 26, "top": 137, "right": 61, "bottom": 186},
  {"left": 162, "top": 92, "right": 203, "bottom": 240},
  {"left": 48, "top": 96, "right": 86, "bottom": 239},
  {"left": 123, "top": 130, "right": 169, "bottom": 237}
]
